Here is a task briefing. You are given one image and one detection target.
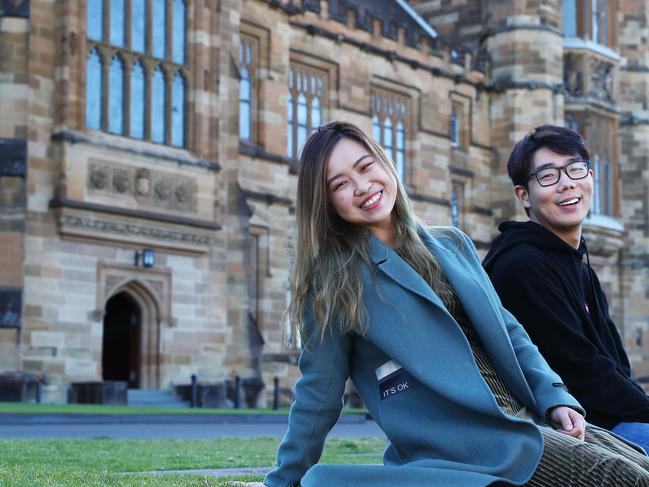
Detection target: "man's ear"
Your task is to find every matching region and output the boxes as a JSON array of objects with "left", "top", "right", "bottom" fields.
[{"left": 514, "top": 185, "right": 531, "bottom": 210}]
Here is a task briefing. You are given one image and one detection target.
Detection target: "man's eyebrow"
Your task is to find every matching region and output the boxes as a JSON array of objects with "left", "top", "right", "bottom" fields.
[
  {"left": 536, "top": 157, "right": 582, "bottom": 171},
  {"left": 326, "top": 154, "right": 372, "bottom": 185}
]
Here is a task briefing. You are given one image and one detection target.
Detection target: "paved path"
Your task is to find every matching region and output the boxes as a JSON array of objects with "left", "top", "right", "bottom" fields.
[{"left": 0, "top": 415, "right": 385, "bottom": 439}]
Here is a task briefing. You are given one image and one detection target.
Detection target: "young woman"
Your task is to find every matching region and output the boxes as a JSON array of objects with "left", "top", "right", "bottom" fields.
[{"left": 245, "top": 121, "right": 649, "bottom": 487}]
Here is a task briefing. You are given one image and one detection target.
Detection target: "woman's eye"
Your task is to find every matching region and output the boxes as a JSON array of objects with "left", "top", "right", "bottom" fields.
[
  {"left": 361, "top": 162, "right": 373, "bottom": 171},
  {"left": 333, "top": 181, "right": 346, "bottom": 191}
]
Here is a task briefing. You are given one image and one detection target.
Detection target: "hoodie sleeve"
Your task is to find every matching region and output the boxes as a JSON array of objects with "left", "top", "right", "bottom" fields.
[
  {"left": 264, "top": 310, "right": 351, "bottom": 487},
  {"left": 488, "top": 251, "right": 649, "bottom": 428}
]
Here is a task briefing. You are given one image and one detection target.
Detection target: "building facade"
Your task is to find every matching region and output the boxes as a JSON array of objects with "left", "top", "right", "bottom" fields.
[{"left": 0, "top": 0, "right": 647, "bottom": 403}]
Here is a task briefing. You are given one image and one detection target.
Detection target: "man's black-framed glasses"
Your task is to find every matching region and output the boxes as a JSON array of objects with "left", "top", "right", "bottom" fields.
[{"left": 527, "top": 160, "right": 590, "bottom": 187}]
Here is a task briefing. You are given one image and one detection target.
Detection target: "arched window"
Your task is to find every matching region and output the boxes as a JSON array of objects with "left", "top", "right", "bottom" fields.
[
  {"left": 371, "top": 89, "right": 409, "bottom": 181},
  {"left": 86, "top": 49, "right": 103, "bottom": 129},
  {"left": 172, "top": 0, "right": 186, "bottom": 64},
  {"left": 396, "top": 121, "right": 406, "bottom": 181},
  {"left": 383, "top": 117, "right": 394, "bottom": 160},
  {"left": 239, "top": 66, "right": 251, "bottom": 140},
  {"left": 592, "top": 155, "right": 602, "bottom": 214},
  {"left": 86, "top": 0, "right": 188, "bottom": 145},
  {"left": 130, "top": 61, "right": 145, "bottom": 139},
  {"left": 372, "top": 114, "right": 382, "bottom": 142},
  {"left": 450, "top": 108, "right": 459, "bottom": 147},
  {"left": 152, "top": 66, "right": 166, "bottom": 143},
  {"left": 110, "top": 0, "right": 125, "bottom": 47},
  {"left": 297, "top": 91, "right": 308, "bottom": 156},
  {"left": 172, "top": 72, "right": 185, "bottom": 147},
  {"left": 288, "top": 63, "right": 328, "bottom": 159},
  {"left": 152, "top": 0, "right": 167, "bottom": 59},
  {"left": 87, "top": 0, "right": 104, "bottom": 41},
  {"left": 108, "top": 55, "right": 125, "bottom": 134},
  {"left": 287, "top": 90, "right": 294, "bottom": 158},
  {"left": 563, "top": 0, "right": 577, "bottom": 37},
  {"left": 131, "top": 0, "right": 146, "bottom": 53}
]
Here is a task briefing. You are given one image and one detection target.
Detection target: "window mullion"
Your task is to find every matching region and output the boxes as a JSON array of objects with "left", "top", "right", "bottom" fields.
[
  {"left": 166, "top": 0, "right": 173, "bottom": 62},
  {"left": 124, "top": 57, "right": 132, "bottom": 136},
  {"left": 144, "top": 65, "right": 152, "bottom": 140},
  {"left": 104, "top": 0, "right": 111, "bottom": 43},
  {"left": 101, "top": 50, "right": 110, "bottom": 130},
  {"left": 146, "top": 0, "right": 153, "bottom": 56},
  {"left": 125, "top": 0, "right": 132, "bottom": 49}
]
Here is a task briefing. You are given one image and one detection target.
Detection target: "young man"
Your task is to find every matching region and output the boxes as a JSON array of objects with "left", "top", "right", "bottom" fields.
[{"left": 483, "top": 124, "right": 649, "bottom": 451}]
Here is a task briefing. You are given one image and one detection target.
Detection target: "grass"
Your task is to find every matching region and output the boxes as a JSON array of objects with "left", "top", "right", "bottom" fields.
[
  {"left": 0, "top": 437, "right": 385, "bottom": 486},
  {"left": 0, "top": 402, "right": 368, "bottom": 416}
]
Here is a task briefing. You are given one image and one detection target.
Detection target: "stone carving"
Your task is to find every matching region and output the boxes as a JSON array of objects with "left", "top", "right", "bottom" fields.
[
  {"left": 87, "top": 161, "right": 196, "bottom": 211},
  {"left": 564, "top": 53, "right": 583, "bottom": 97},
  {"left": 59, "top": 215, "right": 211, "bottom": 245},
  {"left": 590, "top": 58, "right": 614, "bottom": 103},
  {"left": 113, "top": 168, "right": 131, "bottom": 193},
  {"left": 174, "top": 183, "right": 191, "bottom": 204},
  {"left": 136, "top": 168, "right": 151, "bottom": 196},
  {"left": 89, "top": 166, "right": 109, "bottom": 190},
  {"left": 154, "top": 180, "right": 172, "bottom": 201}
]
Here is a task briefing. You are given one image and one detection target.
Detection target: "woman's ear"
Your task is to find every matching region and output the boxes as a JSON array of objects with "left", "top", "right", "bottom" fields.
[{"left": 513, "top": 185, "right": 531, "bottom": 210}]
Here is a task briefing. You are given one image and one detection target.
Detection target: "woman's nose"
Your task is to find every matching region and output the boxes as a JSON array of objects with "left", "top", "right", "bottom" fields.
[{"left": 354, "top": 180, "right": 372, "bottom": 196}]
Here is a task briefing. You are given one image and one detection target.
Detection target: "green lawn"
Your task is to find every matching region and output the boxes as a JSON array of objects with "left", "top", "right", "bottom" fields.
[
  {"left": 0, "top": 402, "right": 367, "bottom": 416},
  {"left": 0, "top": 437, "right": 385, "bottom": 486}
]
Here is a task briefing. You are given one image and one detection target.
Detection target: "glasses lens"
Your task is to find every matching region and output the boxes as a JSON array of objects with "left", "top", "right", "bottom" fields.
[
  {"left": 536, "top": 169, "right": 558, "bottom": 186},
  {"left": 567, "top": 161, "right": 588, "bottom": 179}
]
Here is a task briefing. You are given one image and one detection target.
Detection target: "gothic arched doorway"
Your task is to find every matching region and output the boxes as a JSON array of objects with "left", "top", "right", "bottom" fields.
[{"left": 102, "top": 292, "right": 141, "bottom": 388}]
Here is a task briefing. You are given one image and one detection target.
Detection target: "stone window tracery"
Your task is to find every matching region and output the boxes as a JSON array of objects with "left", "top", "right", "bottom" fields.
[
  {"left": 85, "top": 0, "right": 189, "bottom": 147},
  {"left": 371, "top": 89, "right": 409, "bottom": 181},
  {"left": 288, "top": 63, "right": 327, "bottom": 159}
]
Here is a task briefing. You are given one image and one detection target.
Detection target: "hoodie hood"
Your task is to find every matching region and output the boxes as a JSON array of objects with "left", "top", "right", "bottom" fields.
[{"left": 483, "top": 220, "right": 584, "bottom": 274}]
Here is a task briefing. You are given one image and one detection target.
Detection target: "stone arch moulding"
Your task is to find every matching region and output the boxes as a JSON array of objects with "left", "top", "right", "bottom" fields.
[{"left": 94, "top": 262, "right": 175, "bottom": 389}]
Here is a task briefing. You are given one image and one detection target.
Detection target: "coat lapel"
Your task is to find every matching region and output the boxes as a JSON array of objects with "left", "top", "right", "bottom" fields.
[
  {"left": 419, "top": 229, "right": 537, "bottom": 406},
  {"left": 369, "top": 236, "right": 447, "bottom": 311}
]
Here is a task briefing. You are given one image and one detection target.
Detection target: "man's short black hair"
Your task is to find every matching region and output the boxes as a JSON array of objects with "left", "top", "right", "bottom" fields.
[{"left": 507, "top": 124, "right": 591, "bottom": 187}]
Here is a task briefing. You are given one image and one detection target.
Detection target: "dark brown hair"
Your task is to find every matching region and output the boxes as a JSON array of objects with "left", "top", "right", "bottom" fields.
[{"left": 507, "top": 124, "right": 591, "bottom": 187}]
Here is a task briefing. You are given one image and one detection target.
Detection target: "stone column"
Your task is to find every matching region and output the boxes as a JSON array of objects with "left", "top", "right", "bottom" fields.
[
  {"left": 618, "top": 0, "right": 649, "bottom": 376},
  {"left": 484, "top": 0, "right": 564, "bottom": 224}
]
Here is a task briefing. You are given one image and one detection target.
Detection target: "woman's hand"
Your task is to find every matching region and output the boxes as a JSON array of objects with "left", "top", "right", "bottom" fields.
[{"left": 548, "top": 406, "right": 586, "bottom": 440}]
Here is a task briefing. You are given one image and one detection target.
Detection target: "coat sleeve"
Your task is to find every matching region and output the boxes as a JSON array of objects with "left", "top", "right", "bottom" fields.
[
  {"left": 264, "top": 309, "right": 351, "bottom": 487},
  {"left": 487, "top": 250, "right": 649, "bottom": 426},
  {"left": 450, "top": 229, "right": 584, "bottom": 418}
]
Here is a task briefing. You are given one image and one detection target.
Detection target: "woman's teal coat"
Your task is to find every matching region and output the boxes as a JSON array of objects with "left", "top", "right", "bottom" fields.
[{"left": 264, "top": 228, "right": 583, "bottom": 487}]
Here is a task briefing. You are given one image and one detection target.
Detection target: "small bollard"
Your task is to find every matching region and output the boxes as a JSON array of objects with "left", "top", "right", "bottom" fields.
[
  {"left": 190, "top": 374, "right": 197, "bottom": 408},
  {"left": 273, "top": 376, "right": 279, "bottom": 410},
  {"left": 234, "top": 375, "right": 241, "bottom": 409},
  {"left": 35, "top": 374, "right": 43, "bottom": 404}
]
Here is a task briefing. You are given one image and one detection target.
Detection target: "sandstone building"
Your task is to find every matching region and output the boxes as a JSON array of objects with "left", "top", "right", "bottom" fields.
[{"left": 0, "top": 0, "right": 647, "bottom": 404}]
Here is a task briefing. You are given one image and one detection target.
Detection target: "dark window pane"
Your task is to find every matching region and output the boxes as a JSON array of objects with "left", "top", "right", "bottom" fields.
[
  {"left": 152, "top": 66, "right": 166, "bottom": 143},
  {"left": 172, "top": 72, "right": 185, "bottom": 147},
  {"left": 396, "top": 121, "right": 405, "bottom": 180},
  {"left": 130, "top": 61, "right": 145, "bottom": 139},
  {"left": 87, "top": 0, "right": 104, "bottom": 41},
  {"left": 108, "top": 55, "right": 124, "bottom": 134},
  {"left": 153, "top": 0, "right": 167, "bottom": 59},
  {"left": 86, "top": 49, "right": 103, "bottom": 129},
  {"left": 131, "top": 0, "right": 146, "bottom": 52},
  {"left": 110, "top": 0, "right": 125, "bottom": 46},
  {"left": 173, "top": 0, "right": 186, "bottom": 64}
]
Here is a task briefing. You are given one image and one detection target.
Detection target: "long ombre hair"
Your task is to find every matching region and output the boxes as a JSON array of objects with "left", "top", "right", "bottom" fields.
[{"left": 288, "top": 121, "right": 454, "bottom": 345}]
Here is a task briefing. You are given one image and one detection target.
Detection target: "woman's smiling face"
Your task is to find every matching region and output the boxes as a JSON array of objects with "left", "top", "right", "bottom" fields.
[{"left": 325, "top": 137, "right": 397, "bottom": 244}]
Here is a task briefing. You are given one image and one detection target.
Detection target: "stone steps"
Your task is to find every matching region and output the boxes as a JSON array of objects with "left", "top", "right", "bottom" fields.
[{"left": 127, "top": 388, "right": 190, "bottom": 408}]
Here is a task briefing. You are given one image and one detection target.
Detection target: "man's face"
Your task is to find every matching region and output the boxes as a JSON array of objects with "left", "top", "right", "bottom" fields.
[{"left": 514, "top": 147, "right": 594, "bottom": 240}]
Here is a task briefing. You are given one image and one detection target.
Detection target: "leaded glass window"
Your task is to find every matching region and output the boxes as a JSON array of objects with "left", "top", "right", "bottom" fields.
[
  {"left": 371, "top": 89, "right": 409, "bottom": 181},
  {"left": 85, "top": 0, "right": 189, "bottom": 147},
  {"left": 288, "top": 63, "right": 327, "bottom": 159}
]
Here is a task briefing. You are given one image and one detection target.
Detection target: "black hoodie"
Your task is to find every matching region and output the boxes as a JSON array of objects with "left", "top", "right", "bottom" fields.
[{"left": 483, "top": 220, "right": 649, "bottom": 429}]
